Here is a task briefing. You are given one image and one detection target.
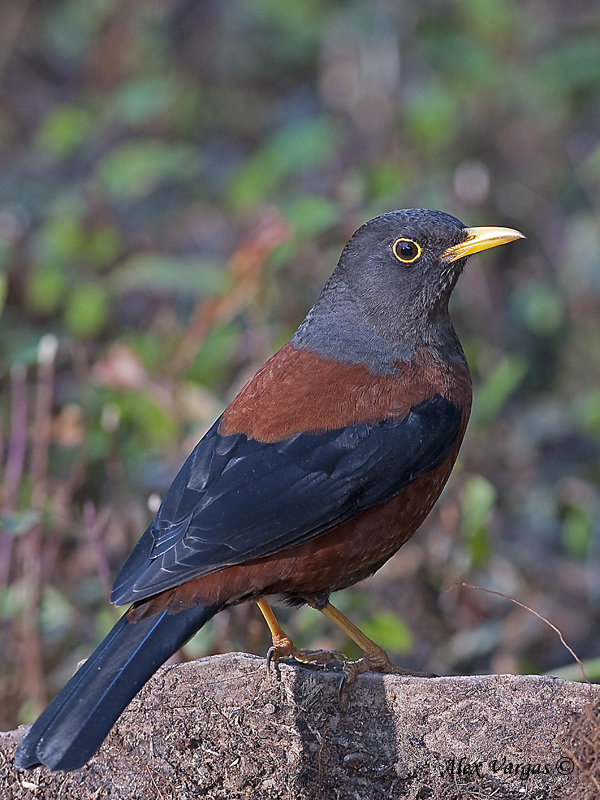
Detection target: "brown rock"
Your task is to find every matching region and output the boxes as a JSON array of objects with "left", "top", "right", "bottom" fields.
[{"left": 3, "top": 653, "right": 598, "bottom": 799}]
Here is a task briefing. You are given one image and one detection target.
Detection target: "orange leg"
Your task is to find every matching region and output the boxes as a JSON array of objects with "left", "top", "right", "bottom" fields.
[
  {"left": 315, "top": 602, "right": 433, "bottom": 687},
  {"left": 257, "top": 597, "right": 433, "bottom": 691},
  {"left": 256, "top": 598, "right": 346, "bottom": 672}
]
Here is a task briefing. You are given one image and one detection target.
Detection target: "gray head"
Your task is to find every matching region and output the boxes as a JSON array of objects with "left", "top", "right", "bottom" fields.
[{"left": 292, "top": 208, "right": 524, "bottom": 374}]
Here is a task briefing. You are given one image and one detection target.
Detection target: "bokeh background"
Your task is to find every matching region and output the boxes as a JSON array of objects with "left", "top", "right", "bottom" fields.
[{"left": 1, "top": 0, "right": 600, "bottom": 730}]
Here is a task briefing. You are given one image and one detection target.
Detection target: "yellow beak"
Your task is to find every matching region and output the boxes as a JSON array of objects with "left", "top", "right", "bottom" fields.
[{"left": 443, "top": 226, "right": 525, "bottom": 263}]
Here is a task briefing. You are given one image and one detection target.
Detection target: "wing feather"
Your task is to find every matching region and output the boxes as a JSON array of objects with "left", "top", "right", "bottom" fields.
[{"left": 111, "top": 394, "right": 462, "bottom": 605}]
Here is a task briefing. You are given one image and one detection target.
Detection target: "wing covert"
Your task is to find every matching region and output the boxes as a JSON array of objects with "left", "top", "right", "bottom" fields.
[{"left": 111, "top": 394, "right": 462, "bottom": 605}]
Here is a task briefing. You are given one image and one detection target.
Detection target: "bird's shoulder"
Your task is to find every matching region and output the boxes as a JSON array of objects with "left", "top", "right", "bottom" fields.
[{"left": 219, "top": 341, "right": 471, "bottom": 441}]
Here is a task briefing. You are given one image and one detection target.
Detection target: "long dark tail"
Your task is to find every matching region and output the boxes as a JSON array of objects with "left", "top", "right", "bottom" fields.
[{"left": 15, "top": 602, "right": 219, "bottom": 772}]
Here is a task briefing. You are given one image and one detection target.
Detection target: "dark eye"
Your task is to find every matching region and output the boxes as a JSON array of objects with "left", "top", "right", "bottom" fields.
[{"left": 392, "top": 238, "right": 421, "bottom": 264}]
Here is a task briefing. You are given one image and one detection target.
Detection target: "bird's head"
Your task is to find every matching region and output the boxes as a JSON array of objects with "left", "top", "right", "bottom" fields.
[
  {"left": 293, "top": 208, "right": 524, "bottom": 371},
  {"left": 337, "top": 208, "right": 524, "bottom": 322}
]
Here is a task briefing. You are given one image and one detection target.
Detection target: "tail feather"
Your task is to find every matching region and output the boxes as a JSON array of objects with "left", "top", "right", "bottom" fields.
[{"left": 15, "top": 602, "right": 219, "bottom": 772}]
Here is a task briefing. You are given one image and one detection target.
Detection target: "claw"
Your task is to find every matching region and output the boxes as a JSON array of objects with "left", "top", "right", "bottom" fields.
[
  {"left": 258, "top": 597, "right": 434, "bottom": 706},
  {"left": 265, "top": 645, "right": 277, "bottom": 677},
  {"left": 266, "top": 643, "right": 348, "bottom": 674},
  {"left": 337, "top": 672, "right": 348, "bottom": 708},
  {"left": 336, "top": 652, "right": 436, "bottom": 707}
]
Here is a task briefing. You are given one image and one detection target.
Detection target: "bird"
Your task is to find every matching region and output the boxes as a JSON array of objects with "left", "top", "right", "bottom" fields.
[{"left": 15, "top": 208, "right": 524, "bottom": 772}]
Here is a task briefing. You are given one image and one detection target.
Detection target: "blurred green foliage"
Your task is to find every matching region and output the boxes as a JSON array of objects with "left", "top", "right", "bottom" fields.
[
  {"left": 360, "top": 610, "right": 413, "bottom": 655},
  {"left": 1, "top": 0, "right": 600, "bottom": 728},
  {"left": 471, "top": 354, "right": 527, "bottom": 428},
  {"left": 461, "top": 475, "right": 497, "bottom": 568}
]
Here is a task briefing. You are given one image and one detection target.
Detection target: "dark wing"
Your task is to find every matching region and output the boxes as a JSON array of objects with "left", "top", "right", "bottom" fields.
[{"left": 111, "top": 394, "right": 462, "bottom": 605}]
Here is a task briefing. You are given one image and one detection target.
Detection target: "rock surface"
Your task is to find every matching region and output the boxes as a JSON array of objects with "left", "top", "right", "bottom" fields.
[{"left": 3, "top": 653, "right": 598, "bottom": 799}]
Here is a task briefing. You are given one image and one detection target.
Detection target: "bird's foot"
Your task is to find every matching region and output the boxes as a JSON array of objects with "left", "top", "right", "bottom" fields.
[
  {"left": 258, "top": 597, "right": 347, "bottom": 677},
  {"left": 266, "top": 631, "right": 347, "bottom": 674},
  {"left": 338, "top": 644, "right": 435, "bottom": 704}
]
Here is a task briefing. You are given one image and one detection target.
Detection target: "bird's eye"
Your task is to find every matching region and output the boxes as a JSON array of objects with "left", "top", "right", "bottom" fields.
[{"left": 392, "top": 238, "right": 421, "bottom": 264}]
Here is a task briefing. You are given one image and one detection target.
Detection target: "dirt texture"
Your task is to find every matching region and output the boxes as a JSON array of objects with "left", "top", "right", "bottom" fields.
[{"left": 3, "top": 653, "right": 599, "bottom": 799}]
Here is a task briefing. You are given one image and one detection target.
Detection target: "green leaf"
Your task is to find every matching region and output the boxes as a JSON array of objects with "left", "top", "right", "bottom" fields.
[
  {"left": 85, "top": 226, "right": 122, "bottom": 267},
  {"left": 366, "top": 161, "right": 409, "bottom": 205},
  {"left": 116, "top": 391, "right": 178, "bottom": 448},
  {"left": 37, "top": 105, "right": 93, "bottom": 158},
  {"left": 94, "top": 606, "right": 126, "bottom": 642},
  {"left": 404, "top": 82, "right": 461, "bottom": 151},
  {"left": 461, "top": 475, "right": 497, "bottom": 567},
  {"left": 96, "top": 140, "right": 199, "bottom": 199},
  {"left": 281, "top": 195, "right": 340, "bottom": 236},
  {"left": 26, "top": 266, "right": 68, "bottom": 316},
  {"left": 360, "top": 611, "right": 413, "bottom": 654},
  {"left": 64, "top": 283, "right": 110, "bottom": 337},
  {"left": 549, "top": 657, "right": 600, "bottom": 682},
  {"left": 472, "top": 354, "right": 527, "bottom": 427},
  {"left": 574, "top": 389, "right": 600, "bottom": 438},
  {"left": 229, "top": 118, "right": 338, "bottom": 208},
  {"left": 0, "top": 581, "right": 27, "bottom": 619},
  {"left": 537, "top": 37, "right": 600, "bottom": 97},
  {"left": 512, "top": 283, "right": 564, "bottom": 337},
  {"left": 34, "top": 216, "right": 84, "bottom": 266},
  {"left": 110, "top": 77, "right": 176, "bottom": 125},
  {"left": 188, "top": 323, "right": 240, "bottom": 385},
  {"left": 111, "top": 254, "right": 228, "bottom": 296},
  {"left": 46, "top": 0, "right": 119, "bottom": 59},
  {"left": 39, "top": 586, "right": 75, "bottom": 635},
  {"left": 562, "top": 505, "right": 592, "bottom": 560},
  {"left": 0, "top": 511, "right": 41, "bottom": 536},
  {"left": 185, "top": 618, "right": 217, "bottom": 658},
  {"left": 458, "top": 0, "right": 518, "bottom": 41},
  {"left": 0, "top": 273, "right": 7, "bottom": 317}
]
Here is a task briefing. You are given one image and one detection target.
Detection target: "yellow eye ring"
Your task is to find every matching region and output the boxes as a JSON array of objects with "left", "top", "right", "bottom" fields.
[{"left": 392, "top": 238, "right": 421, "bottom": 263}]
